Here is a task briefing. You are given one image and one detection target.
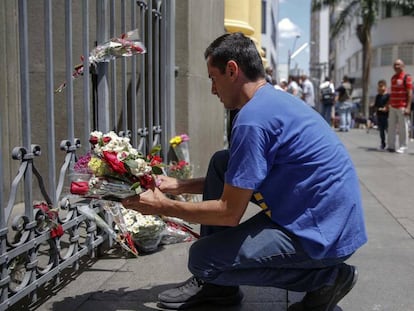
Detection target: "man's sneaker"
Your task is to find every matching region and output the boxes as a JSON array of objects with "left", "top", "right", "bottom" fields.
[
  {"left": 157, "top": 276, "right": 243, "bottom": 310},
  {"left": 288, "top": 264, "right": 358, "bottom": 311}
]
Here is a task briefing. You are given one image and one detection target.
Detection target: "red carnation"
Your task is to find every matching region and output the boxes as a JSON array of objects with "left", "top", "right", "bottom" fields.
[
  {"left": 103, "top": 136, "right": 112, "bottom": 144},
  {"left": 103, "top": 151, "right": 128, "bottom": 174},
  {"left": 148, "top": 155, "right": 163, "bottom": 166}
]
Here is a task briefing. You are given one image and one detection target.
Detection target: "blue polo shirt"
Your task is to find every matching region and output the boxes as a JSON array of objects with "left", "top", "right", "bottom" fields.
[{"left": 225, "top": 84, "right": 367, "bottom": 259}]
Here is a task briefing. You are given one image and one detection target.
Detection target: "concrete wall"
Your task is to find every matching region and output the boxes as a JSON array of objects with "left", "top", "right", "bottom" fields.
[
  {"left": 175, "top": 0, "right": 226, "bottom": 178},
  {"left": 0, "top": 1, "right": 22, "bottom": 202}
]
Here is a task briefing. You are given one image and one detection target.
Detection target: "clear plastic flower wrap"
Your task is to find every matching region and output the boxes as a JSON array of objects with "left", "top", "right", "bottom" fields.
[
  {"left": 160, "top": 216, "right": 199, "bottom": 245},
  {"left": 78, "top": 204, "right": 139, "bottom": 257}
]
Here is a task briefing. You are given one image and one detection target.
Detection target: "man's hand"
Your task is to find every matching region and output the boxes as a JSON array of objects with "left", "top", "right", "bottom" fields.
[
  {"left": 156, "top": 175, "right": 181, "bottom": 195},
  {"left": 122, "top": 187, "right": 166, "bottom": 215}
]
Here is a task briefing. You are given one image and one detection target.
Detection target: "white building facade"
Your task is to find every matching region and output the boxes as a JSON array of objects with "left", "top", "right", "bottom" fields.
[{"left": 333, "top": 5, "right": 414, "bottom": 102}]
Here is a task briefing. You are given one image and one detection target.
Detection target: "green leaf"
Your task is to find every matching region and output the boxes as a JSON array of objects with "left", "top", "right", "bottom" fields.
[
  {"left": 130, "top": 182, "right": 141, "bottom": 190},
  {"left": 150, "top": 145, "right": 162, "bottom": 155},
  {"left": 152, "top": 165, "right": 163, "bottom": 175}
]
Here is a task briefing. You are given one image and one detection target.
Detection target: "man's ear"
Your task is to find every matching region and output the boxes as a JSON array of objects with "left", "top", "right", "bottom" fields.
[{"left": 227, "top": 60, "right": 238, "bottom": 79}]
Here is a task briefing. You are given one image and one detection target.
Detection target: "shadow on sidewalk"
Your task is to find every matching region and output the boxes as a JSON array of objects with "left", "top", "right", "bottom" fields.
[{"left": 51, "top": 284, "right": 248, "bottom": 311}]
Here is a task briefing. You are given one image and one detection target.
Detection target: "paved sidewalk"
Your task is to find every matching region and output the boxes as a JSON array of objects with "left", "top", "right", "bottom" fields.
[{"left": 25, "top": 129, "right": 414, "bottom": 311}]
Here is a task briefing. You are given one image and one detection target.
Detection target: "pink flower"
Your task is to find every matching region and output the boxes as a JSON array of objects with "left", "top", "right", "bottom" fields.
[{"left": 180, "top": 134, "right": 190, "bottom": 142}]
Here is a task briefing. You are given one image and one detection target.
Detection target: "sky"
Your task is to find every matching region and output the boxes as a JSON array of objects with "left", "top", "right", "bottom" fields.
[{"left": 278, "top": 0, "right": 311, "bottom": 74}]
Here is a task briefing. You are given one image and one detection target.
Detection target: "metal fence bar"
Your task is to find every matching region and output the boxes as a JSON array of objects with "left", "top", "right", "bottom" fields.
[
  {"left": 44, "top": 0, "right": 57, "bottom": 206},
  {"left": 152, "top": 3, "right": 161, "bottom": 147},
  {"left": 65, "top": 0, "right": 75, "bottom": 143},
  {"left": 137, "top": 0, "right": 148, "bottom": 152},
  {"left": 110, "top": 0, "right": 118, "bottom": 131},
  {"left": 147, "top": 0, "right": 154, "bottom": 150},
  {"left": 130, "top": 0, "right": 138, "bottom": 147},
  {"left": 82, "top": 0, "right": 91, "bottom": 150},
  {"left": 121, "top": 0, "right": 128, "bottom": 133},
  {"left": 0, "top": 90, "right": 6, "bottom": 308},
  {"left": 96, "top": 0, "right": 110, "bottom": 132},
  {"left": 18, "top": 0, "right": 33, "bottom": 215}
]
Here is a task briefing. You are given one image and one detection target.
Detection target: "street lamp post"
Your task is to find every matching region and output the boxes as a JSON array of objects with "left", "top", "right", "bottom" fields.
[{"left": 287, "top": 34, "right": 300, "bottom": 78}]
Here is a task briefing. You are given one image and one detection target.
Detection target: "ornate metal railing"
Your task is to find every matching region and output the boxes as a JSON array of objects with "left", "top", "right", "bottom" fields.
[{"left": 0, "top": 0, "right": 175, "bottom": 309}]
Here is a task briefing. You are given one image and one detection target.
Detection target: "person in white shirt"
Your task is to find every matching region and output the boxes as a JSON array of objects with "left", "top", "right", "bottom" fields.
[
  {"left": 319, "top": 77, "right": 336, "bottom": 125},
  {"left": 301, "top": 74, "right": 315, "bottom": 108}
]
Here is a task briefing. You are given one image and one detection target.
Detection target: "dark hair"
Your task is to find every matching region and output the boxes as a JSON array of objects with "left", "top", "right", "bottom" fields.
[
  {"left": 204, "top": 32, "right": 265, "bottom": 81},
  {"left": 378, "top": 79, "right": 387, "bottom": 85}
]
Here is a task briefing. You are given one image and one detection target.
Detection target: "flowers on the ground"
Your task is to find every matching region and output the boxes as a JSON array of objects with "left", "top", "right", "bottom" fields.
[{"left": 121, "top": 207, "right": 166, "bottom": 252}]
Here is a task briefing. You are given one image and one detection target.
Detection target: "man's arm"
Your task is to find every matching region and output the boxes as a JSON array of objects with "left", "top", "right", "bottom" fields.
[
  {"left": 157, "top": 175, "right": 205, "bottom": 195},
  {"left": 406, "top": 89, "right": 412, "bottom": 114},
  {"left": 122, "top": 184, "right": 253, "bottom": 227}
]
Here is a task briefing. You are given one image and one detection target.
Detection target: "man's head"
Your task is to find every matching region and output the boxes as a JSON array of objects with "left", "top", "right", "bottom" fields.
[
  {"left": 204, "top": 33, "right": 266, "bottom": 109},
  {"left": 204, "top": 32, "right": 265, "bottom": 81},
  {"left": 393, "top": 59, "right": 405, "bottom": 74}
]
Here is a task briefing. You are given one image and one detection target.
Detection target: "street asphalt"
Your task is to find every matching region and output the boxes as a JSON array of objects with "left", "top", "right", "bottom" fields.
[{"left": 16, "top": 128, "right": 414, "bottom": 311}]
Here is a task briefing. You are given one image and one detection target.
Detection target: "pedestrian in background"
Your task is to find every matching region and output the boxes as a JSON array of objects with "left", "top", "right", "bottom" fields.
[
  {"left": 319, "top": 77, "right": 336, "bottom": 125},
  {"left": 387, "top": 59, "right": 412, "bottom": 153},
  {"left": 301, "top": 74, "right": 315, "bottom": 109},
  {"left": 372, "top": 79, "right": 389, "bottom": 150},
  {"left": 265, "top": 66, "right": 274, "bottom": 84},
  {"left": 287, "top": 75, "right": 302, "bottom": 98},
  {"left": 335, "top": 75, "right": 353, "bottom": 132}
]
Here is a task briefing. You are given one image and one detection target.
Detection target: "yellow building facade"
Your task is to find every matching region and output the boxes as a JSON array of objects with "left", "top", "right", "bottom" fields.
[{"left": 224, "top": 0, "right": 267, "bottom": 65}]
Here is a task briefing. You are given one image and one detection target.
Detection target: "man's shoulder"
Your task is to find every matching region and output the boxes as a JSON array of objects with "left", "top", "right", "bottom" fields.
[{"left": 403, "top": 72, "right": 413, "bottom": 84}]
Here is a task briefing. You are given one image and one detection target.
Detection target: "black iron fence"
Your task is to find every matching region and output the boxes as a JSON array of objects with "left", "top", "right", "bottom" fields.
[{"left": 0, "top": 0, "right": 175, "bottom": 309}]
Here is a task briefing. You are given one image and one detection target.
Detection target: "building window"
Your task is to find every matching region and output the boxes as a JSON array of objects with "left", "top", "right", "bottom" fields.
[
  {"left": 381, "top": 3, "right": 413, "bottom": 18},
  {"left": 380, "top": 46, "right": 393, "bottom": 66},
  {"left": 398, "top": 45, "right": 413, "bottom": 65},
  {"left": 371, "top": 48, "right": 377, "bottom": 67}
]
